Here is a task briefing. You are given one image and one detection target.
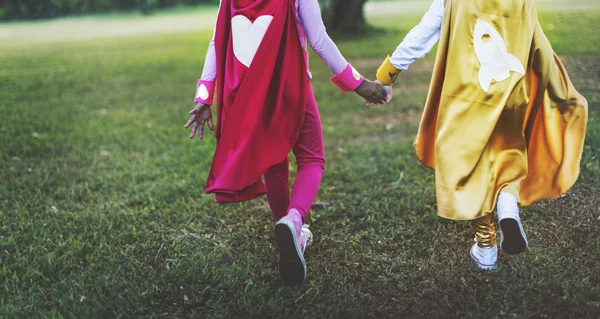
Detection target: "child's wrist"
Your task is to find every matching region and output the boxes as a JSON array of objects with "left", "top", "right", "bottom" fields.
[
  {"left": 331, "top": 64, "right": 364, "bottom": 93},
  {"left": 376, "top": 55, "right": 402, "bottom": 86},
  {"left": 194, "top": 80, "right": 215, "bottom": 105}
]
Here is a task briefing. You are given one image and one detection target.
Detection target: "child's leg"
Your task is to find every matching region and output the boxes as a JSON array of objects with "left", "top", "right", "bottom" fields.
[
  {"left": 264, "top": 159, "right": 291, "bottom": 221},
  {"left": 497, "top": 186, "right": 528, "bottom": 254},
  {"left": 274, "top": 86, "right": 323, "bottom": 285},
  {"left": 500, "top": 183, "right": 520, "bottom": 199},
  {"left": 470, "top": 213, "right": 498, "bottom": 270},
  {"left": 471, "top": 214, "right": 497, "bottom": 248},
  {"left": 289, "top": 87, "right": 325, "bottom": 222}
]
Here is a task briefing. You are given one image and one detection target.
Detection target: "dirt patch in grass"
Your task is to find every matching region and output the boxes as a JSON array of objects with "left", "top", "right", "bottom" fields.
[
  {"left": 561, "top": 56, "right": 600, "bottom": 105},
  {"left": 545, "top": 188, "right": 600, "bottom": 226},
  {"left": 531, "top": 187, "right": 600, "bottom": 253}
]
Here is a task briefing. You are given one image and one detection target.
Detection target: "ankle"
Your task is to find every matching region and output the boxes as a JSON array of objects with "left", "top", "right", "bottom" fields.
[
  {"left": 287, "top": 208, "right": 304, "bottom": 223},
  {"left": 497, "top": 193, "right": 518, "bottom": 210},
  {"left": 287, "top": 208, "right": 301, "bottom": 217},
  {"left": 285, "top": 209, "right": 303, "bottom": 236}
]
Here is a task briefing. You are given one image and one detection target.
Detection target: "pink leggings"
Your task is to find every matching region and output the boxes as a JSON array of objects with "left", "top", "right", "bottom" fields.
[{"left": 264, "top": 85, "right": 325, "bottom": 222}]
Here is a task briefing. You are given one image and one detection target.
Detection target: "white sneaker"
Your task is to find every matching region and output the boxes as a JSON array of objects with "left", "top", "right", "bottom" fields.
[
  {"left": 275, "top": 215, "right": 308, "bottom": 285},
  {"left": 497, "top": 193, "right": 528, "bottom": 255},
  {"left": 470, "top": 243, "right": 498, "bottom": 270}
]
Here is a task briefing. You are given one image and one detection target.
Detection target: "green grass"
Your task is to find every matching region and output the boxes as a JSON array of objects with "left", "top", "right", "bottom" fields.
[{"left": 1, "top": 8, "right": 600, "bottom": 319}]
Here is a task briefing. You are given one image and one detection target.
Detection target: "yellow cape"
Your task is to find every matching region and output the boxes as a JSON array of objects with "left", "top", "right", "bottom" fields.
[{"left": 415, "top": 0, "right": 588, "bottom": 220}]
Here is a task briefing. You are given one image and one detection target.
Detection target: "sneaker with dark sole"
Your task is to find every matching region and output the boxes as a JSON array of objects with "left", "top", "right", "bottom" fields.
[
  {"left": 275, "top": 218, "right": 306, "bottom": 285},
  {"left": 497, "top": 193, "right": 528, "bottom": 255},
  {"left": 499, "top": 216, "right": 528, "bottom": 255}
]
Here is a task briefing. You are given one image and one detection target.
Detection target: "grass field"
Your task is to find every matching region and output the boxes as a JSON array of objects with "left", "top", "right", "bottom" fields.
[{"left": 1, "top": 1, "right": 599, "bottom": 318}]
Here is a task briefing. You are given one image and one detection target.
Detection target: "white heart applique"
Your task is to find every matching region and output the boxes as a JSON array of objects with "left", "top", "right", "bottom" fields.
[
  {"left": 195, "top": 84, "right": 209, "bottom": 100},
  {"left": 231, "top": 15, "right": 273, "bottom": 68}
]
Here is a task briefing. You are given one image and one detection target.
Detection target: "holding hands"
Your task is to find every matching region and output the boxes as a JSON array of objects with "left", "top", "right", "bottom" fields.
[
  {"left": 355, "top": 79, "right": 393, "bottom": 107},
  {"left": 359, "top": 54, "right": 401, "bottom": 107}
]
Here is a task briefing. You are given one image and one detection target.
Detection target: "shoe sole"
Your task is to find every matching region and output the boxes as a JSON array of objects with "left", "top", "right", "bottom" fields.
[
  {"left": 499, "top": 218, "right": 528, "bottom": 255},
  {"left": 275, "top": 222, "right": 306, "bottom": 286}
]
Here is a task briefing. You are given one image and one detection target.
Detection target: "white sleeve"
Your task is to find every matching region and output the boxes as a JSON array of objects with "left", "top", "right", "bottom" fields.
[{"left": 389, "top": 0, "right": 444, "bottom": 70}]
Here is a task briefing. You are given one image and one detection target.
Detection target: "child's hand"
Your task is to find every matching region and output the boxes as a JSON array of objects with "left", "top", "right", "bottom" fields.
[
  {"left": 365, "top": 80, "right": 393, "bottom": 107},
  {"left": 355, "top": 79, "right": 388, "bottom": 105},
  {"left": 184, "top": 103, "right": 214, "bottom": 140},
  {"left": 378, "top": 80, "right": 393, "bottom": 104}
]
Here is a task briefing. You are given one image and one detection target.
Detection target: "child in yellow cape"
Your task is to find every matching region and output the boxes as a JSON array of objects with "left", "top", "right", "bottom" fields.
[{"left": 375, "top": 0, "right": 588, "bottom": 270}]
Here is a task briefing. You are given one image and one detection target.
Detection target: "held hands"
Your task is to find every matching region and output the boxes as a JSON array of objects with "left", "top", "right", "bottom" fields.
[
  {"left": 364, "top": 80, "right": 392, "bottom": 107},
  {"left": 377, "top": 80, "right": 393, "bottom": 104},
  {"left": 355, "top": 79, "right": 392, "bottom": 107},
  {"left": 184, "top": 102, "right": 214, "bottom": 140},
  {"left": 355, "top": 79, "right": 388, "bottom": 105}
]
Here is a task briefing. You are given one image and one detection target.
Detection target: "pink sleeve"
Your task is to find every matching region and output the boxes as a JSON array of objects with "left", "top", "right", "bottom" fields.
[{"left": 297, "top": 0, "right": 349, "bottom": 75}]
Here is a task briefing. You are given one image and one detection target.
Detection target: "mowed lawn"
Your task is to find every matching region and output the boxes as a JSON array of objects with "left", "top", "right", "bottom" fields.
[{"left": 1, "top": 2, "right": 599, "bottom": 318}]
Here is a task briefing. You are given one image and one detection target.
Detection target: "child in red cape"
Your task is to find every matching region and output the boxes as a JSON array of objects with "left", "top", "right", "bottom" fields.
[{"left": 184, "top": 0, "right": 389, "bottom": 285}]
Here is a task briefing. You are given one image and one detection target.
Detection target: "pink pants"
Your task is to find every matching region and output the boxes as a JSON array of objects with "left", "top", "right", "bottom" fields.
[{"left": 264, "top": 84, "right": 325, "bottom": 222}]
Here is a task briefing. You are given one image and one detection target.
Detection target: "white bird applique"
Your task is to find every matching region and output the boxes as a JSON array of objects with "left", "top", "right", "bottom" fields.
[{"left": 473, "top": 19, "right": 525, "bottom": 93}]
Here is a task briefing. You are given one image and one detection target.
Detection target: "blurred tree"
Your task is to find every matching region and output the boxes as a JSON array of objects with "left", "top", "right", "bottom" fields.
[{"left": 321, "top": 0, "right": 368, "bottom": 34}]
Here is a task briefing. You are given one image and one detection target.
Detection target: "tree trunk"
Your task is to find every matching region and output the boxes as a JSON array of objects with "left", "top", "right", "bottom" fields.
[{"left": 322, "top": 0, "right": 368, "bottom": 34}]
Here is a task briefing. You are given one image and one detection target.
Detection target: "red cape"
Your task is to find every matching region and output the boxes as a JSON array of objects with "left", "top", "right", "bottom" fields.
[{"left": 205, "top": 0, "right": 307, "bottom": 202}]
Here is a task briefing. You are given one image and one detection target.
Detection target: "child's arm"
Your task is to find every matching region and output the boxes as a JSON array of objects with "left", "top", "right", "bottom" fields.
[
  {"left": 186, "top": 36, "right": 216, "bottom": 140},
  {"left": 376, "top": 0, "right": 444, "bottom": 86},
  {"left": 193, "top": 20, "right": 219, "bottom": 107},
  {"left": 186, "top": 4, "right": 220, "bottom": 141},
  {"left": 298, "top": 0, "right": 388, "bottom": 104}
]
